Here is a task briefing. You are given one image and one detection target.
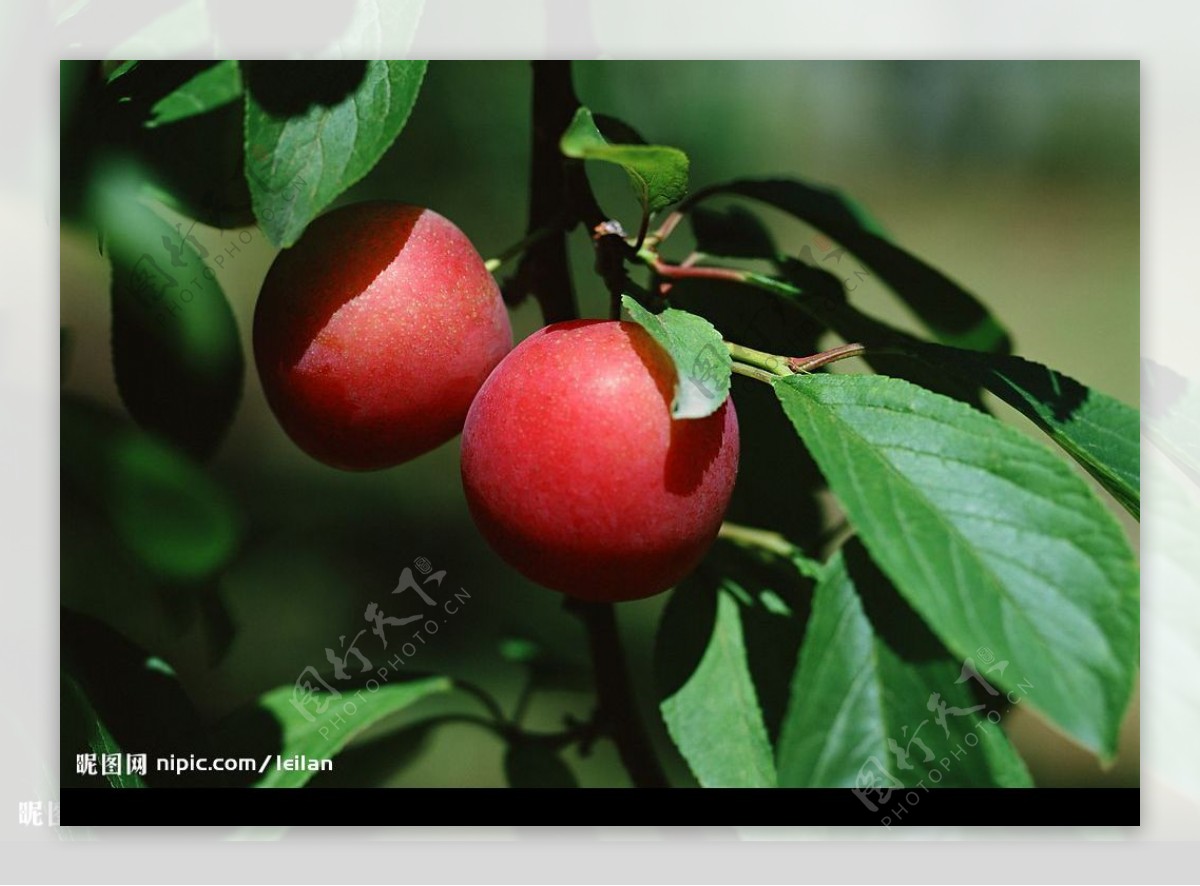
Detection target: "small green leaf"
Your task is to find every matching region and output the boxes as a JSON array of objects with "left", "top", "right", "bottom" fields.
[
  {"left": 503, "top": 743, "right": 579, "bottom": 788},
  {"left": 688, "top": 178, "right": 1011, "bottom": 354},
  {"left": 659, "top": 584, "right": 777, "bottom": 787},
  {"left": 560, "top": 107, "right": 689, "bottom": 216},
  {"left": 689, "top": 205, "right": 777, "bottom": 259},
  {"left": 245, "top": 677, "right": 451, "bottom": 788},
  {"left": 777, "top": 541, "right": 1031, "bottom": 788},
  {"left": 622, "top": 295, "right": 731, "bottom": 420},
  {"left": 244, "top": 60, "right": 427, "bottom": 247},
  {"left": 147, "top": 60, "right": 243, "bottom": 128},
  {"left": 774, "top": 373, "right": 1138, "bottom": 760}
]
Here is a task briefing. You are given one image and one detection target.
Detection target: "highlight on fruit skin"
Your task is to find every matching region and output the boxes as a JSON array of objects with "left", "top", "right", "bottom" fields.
[
  {"left": 460, "top": 319, "right": 740, "bottom": 602},
  {"left": 253, "top": 201, "right": 513, "bottom": 471}
]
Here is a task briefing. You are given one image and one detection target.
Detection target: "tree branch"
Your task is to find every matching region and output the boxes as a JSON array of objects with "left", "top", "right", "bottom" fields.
[
  {"left": 520, "top": 61, "right": 669, "bottom": 788},
  {"left": 507, "top": 62, "right": 580, "bottom": 323}
]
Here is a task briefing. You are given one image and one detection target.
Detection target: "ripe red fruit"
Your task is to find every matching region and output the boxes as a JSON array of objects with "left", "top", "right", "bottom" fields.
[
  {"left": 461, "top": 320, "right": 739, "bottom": 601},
  {"left": 254, "top": 202, "right": 512, "bottom": 470}
]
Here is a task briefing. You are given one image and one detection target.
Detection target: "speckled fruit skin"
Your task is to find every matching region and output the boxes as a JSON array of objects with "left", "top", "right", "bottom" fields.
[
  {"left": 254, "top": 202, "right": 512, "bottom": 470},
  {"left": 461, "top": 320, "right": 739, "bottom": 601}
]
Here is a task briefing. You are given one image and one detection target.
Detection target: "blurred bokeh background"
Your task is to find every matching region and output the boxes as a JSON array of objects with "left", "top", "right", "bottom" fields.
[{"left": 60, "top": 60, "right": 1139, "bottom": 788}]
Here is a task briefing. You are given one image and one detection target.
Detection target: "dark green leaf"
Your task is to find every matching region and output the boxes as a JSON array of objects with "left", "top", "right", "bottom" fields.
[
  {"left": 62, "top": 609, "right": 211, "bottom": 786},
  {"left": 100, "top": 62, "right": 255, "bottom": 228},
  {"left": 777, "top": 542, "right": 1031, "bottom": 788},
  {"left": 243, "top": 60, "right": 427, "bottom": 247},
  {"left": 774, "top": 373, "right": 1138, "bottom": 759},
  {"left": 622, "top": 295, "right": 731, "bottom": 419},
  {"left": 98, "top": 194, "right": 243, "bottom": 460},
  {"left": 560, "top": 107, "right": 689, "bottom": 216},
  {"left": 659, "top": 582, "right": 777, "bottom": 787},
  {"left": 503, "top": 743, "right": 579, "bottom": 788},
  {"left": 247, "top": 677, "right": 450, "bottom": 787},
  {"left": 689, "top": 204, "right": 777, "bottom": 259},
  {"left": 688, "top": 179, "right": 1011, "bottom": 353},
  {"left": 147, "top": 60, "right": 243, "bottom": 128},
  {"left": 62, "top": 675, "right": 147, "bottom": 788},
  {"left": 62, "top": 397, "right": 240, "bottom": 582}
]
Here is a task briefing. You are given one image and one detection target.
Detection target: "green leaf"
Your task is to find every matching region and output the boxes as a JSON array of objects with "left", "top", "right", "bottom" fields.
[
  {"left": 689, "top": 204, "right": 777, "bottom": 259},
  {"left": 503, "top": 743, "right": 579, "bottom": 788},
  {"left": 105, "top": 60, "right": 140, "bottom": 85},
  {"left": 560, "top": 107, "right": 689, "bottom": 216},
  {"left": 98, "top": 192, "right": 244, "bottom": 460},
  {"left": 777, "top": 542, "right": 1031, "bottom": 788},
  {"left": 62, "top": 674, "right": 147, "bottom": 788},
  {"left": 147, "top": 60, "right": 243, "bottom": 128},
  {"left": 622, "top": 295, "right": 731, "bottom": 420},
  {"left": 920, "top": 346, "right": 1140, "bottom": 518},
  {"left": 247, "top": 677, "right": 451, "bottom": 787},
  {"left": 774, "top": 373, "right": 1138, "bottom": 759},
  {"left": 243, "top": 60, "right": 427, "bottom": 247},
  {"left": 688, "top": 179, "right": 1011, "bottom": 354},
  {"left": 62, "top": 397, "right": 241, "bottom": 582},
  {"left": 760, "top": 272, "right": 1140, "bottom": 517},
  {"left": 659, "top": 583, "right": 777, "bottom": 787}
]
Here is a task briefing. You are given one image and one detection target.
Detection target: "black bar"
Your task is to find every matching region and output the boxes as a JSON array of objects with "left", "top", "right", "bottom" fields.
[{"left": 61, "top": 788, "right": 1138, "bottom": 828}]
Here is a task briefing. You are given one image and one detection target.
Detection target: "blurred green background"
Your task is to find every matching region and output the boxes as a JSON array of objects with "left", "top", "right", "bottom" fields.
[{"left": 60, "top": 61, "right": 1139, "bottom": 788}]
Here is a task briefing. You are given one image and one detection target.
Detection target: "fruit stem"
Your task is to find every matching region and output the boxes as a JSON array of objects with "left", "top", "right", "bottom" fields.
[
  {"left": 726, "top": 341, "right": 794, "bottom": 377},
  {"left": 730, "top": 361, "right": 780, "bottom": 385},
  {"left": 726, "top": 340, "right": 868, "bottom": 386},
  {"left": 484, "top": 222, "right": 564, "bottom": 274}
]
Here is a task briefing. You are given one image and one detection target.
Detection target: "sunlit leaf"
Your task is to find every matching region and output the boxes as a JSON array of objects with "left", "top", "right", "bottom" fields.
[
  {"left": 147, "top": 60, "right": 243, "bottom": 128},
  {"left": 658, "top": 579, "right": 777, "bottom": 787},
  {"left": 243, "top": 60, "right": 427, "bottom": 247},
  {"left": 775, "top": 373, "right": 1138, "bottom": 759},
  {"left": 777, "top": 541, "right": 1032, "bottom": 788},
  {"left": 622, "top": 295, "right": 731, "bottom": 420},
  {"left": 561, "top": 106, "right": 689, "bottom": 216},
  {"left": 241, "top": 677, "right": 451, "bottom": 788}
]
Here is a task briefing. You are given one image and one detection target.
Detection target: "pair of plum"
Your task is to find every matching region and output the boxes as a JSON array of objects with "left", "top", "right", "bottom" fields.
[{"left": 254, "top": 203, "right": 739, "bottom": 602}]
